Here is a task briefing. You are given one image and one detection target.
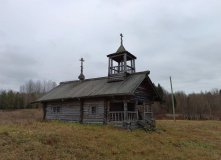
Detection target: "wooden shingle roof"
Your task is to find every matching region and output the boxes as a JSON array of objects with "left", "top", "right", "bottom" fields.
[{"left": 36, "top": 71, "right": 161, "bottom": 102}]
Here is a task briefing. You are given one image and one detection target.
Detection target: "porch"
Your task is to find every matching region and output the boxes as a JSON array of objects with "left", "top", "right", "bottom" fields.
[
  {"left": 109, "top": 111, "right": 153, "bottom": 122},
  {"left": 107, "top": 100, "right": 153, "bottom": 128}
]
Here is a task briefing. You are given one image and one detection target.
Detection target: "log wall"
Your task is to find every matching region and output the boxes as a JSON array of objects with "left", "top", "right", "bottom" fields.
[
  {"left": 46, "top": 100, "right": 80, "bottom": 122},
  {"left": 83, "top": 99, "right": 104, "bottom": 123},
  {"left": 45, "top": 99, "right": 105, "bottom": 123}
]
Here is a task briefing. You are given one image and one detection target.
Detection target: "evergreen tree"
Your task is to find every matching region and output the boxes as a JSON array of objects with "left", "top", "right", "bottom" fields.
[
  {"left": 18, "top": 96, "right": 25, "bottom": 109},
  {"left": 153, "top": 83, "right": 164, "bottom": 104},
  {"left": 0, "top": 90, "right": 8, "bottom": 109},
  {"left": 157, "top": 83, "right": 164, "bottom": 101},
  {"left": 14, "top": 92, "right": 19, "bottom": 109},
  {"left": 7, "top": 90, "right": 14, "bottom": 109}
]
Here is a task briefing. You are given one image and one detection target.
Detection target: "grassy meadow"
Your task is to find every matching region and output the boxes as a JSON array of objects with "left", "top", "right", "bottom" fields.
[
  {"left": 0, "top": 109, "right": 42, "bottom": 124},
  {"left": 0, "top": 110, "right": 221, "bottom": 160}
]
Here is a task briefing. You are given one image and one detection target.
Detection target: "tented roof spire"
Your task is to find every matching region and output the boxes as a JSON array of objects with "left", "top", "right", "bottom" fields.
[{"left": 116, "top": 33, "right": 127, "bottom": 53}]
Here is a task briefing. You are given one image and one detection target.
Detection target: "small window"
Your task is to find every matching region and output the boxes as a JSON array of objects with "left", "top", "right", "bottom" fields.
[
  {"left": 91, "top": 106, "right": 96, "bottom": 114},
  {"left": 52, "top": 107, "right": 61, "bottom": 114},
  {"left": 57, "top": 107, "right": 61, "bottom": 113}
]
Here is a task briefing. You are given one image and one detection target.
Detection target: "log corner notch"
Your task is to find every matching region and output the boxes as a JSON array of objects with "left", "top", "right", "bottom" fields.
[
  {"left": 103, "top": 99, "right": 107, "bottom": 125},
  {"left": 43, "top": 103, "right": 46, "bottom": 120},
  {"left": 105, "top": 100, "right": 110, "bottom": 124},
  {"left": 79, "top": 99, "right": 84, "bottom": 124}
]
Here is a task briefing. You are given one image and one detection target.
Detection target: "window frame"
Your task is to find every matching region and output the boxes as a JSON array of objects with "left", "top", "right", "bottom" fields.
[
  {"left": 91, "top": 106, "right": 97, "bottom": 115},
  {"left": 51, "top": 106, "right": 61, "bottom": 114}
]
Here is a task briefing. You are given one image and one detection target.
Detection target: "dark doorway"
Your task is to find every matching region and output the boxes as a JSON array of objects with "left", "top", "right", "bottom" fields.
[
  {"left": 110, "top": 103, "right": 123, "bottom": 111},
  {"left": 128, "top": 102, "right": 135, "bottom": 111}
]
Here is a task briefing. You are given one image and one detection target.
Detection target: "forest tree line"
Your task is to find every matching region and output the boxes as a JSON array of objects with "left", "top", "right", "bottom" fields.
[
  {"left": 0, "top": 80, "right": 57, "bottom": 109},
  {"left": 154, "top": 84, "right": 221, "bottom": 120},
  {"left": 0, "top": 81, "right": 220, "bottom": 120}
]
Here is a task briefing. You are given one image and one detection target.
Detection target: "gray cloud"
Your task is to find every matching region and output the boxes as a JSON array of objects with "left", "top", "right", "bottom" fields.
[
  {"left": 0, "top": 0, "right": 221, "bottom": 93},
  {"left": 0, "top": 45, "right": 39, "bottom": 90}
]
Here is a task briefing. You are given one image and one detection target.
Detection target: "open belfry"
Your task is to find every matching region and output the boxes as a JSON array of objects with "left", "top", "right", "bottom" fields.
[
  {"left": 36, "top": 34, "right": 161, "bottom": 129},
  {"left": 107, "top": 34, "right": 136, "bottom": 82}
]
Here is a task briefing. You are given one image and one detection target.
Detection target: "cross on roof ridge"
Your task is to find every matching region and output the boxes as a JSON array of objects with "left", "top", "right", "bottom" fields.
[{"left": 78, "top": 57, "right": 85, "bottom": 80}]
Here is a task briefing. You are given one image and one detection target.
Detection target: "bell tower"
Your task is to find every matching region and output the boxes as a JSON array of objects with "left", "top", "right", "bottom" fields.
[{"left": 107, "top": 34, "right": 136, "bottom": 82}]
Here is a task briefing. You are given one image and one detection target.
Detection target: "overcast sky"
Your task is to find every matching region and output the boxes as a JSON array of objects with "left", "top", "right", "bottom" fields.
[{"left": 0, "top": 0, "right": 221, "bottom": 94}]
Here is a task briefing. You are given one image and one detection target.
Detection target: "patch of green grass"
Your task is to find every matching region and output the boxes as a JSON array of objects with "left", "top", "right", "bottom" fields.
[{"left": 181, "top": 139, "right": 212, "bottom": 148}]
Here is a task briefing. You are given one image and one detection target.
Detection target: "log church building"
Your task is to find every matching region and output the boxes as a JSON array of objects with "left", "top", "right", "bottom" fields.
[{"left": 36, "top": 34, "right": 161, "bottom": 129}]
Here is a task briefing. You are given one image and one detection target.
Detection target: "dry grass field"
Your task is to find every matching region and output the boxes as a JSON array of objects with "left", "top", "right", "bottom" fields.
[
  {"left": 0, "top": 110, "right": 221, "bottom": 160},
  {"left": 0, "top": 109, "right": 42, "bottom": 124}
]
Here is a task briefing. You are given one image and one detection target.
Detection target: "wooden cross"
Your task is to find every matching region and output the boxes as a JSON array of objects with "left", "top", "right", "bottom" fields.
[
  {"left": 80, "top": 58, "right": 84, "bottom": 74},
  {"left": 120, "top": 33, "right": 123, "bottom": 45},
  {"left": 80, "top": 58, "right": 84, "bottom": 63}
]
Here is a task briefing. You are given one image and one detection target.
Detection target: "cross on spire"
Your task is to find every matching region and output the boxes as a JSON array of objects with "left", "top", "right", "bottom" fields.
[
  {"left": 80, "top": 58, "right": 84, "bottom": 64},
  {"left": 80, "top": 58, "right": 84, "bottom": 73},
  {"left": 120, "top": 33, "right": 123, "bottom": 45},
  {"left": 78, "top": 58, "right": 85, "bottom": 80}
]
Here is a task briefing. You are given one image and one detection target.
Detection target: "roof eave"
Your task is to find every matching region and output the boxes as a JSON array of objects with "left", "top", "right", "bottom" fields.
[
  {"left": 35, "top": 93, "right": 134, "bottom": 103},
  {"left": 107, "top": 51, "right": 137, "bottom": 59}
]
